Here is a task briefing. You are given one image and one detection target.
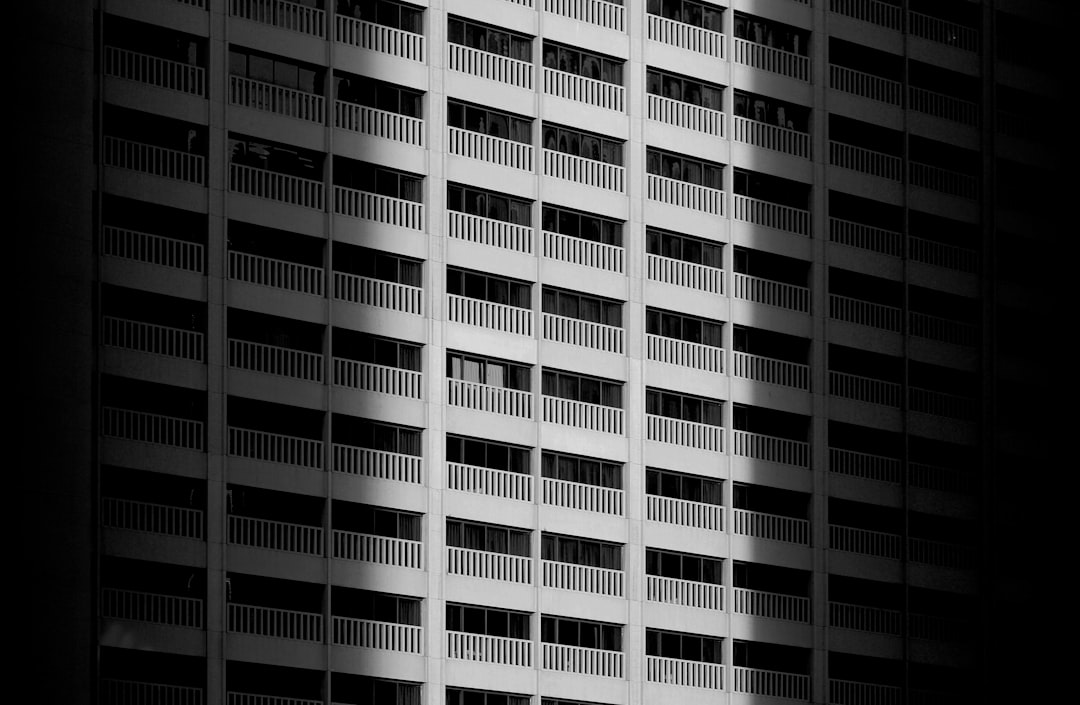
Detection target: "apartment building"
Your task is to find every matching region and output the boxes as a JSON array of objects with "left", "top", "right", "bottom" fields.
[{"left": 15, "top": 0, "right": 1073, "bottom": 704}]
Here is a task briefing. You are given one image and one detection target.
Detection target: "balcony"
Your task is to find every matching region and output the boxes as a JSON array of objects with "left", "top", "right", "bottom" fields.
[
  {"left": 830, "top": 448, "right": 901, "bottom": 484},
  {"left": 647, "top": 173, "right": 724, "bottom": 215},
  {"left": 908, "top": 236, "right": 978, "bottom": 273},
  {"left": 646, "top": 253, "right": 723, "bottom": 294},
  {"left": 332, "top": 446, "right": 423, "bottom": 484},
  {"left": 229, "top": 338, "right": 323, "bottom": 383},
  {"left": 908, "top": 161, "right": 978, "bottom": 200},
  {"left": 544, "top": 66, "right": 626, "bottom": 114},
  {"left": 544, "top": 0, "right": 625, "bottom": 32},
  {"left": 908, "top": 537, "right": 975, "bottom": 569},
  {"left": 647, "top": 334, "right": 723, "bottom": 373},
  {"left": 447, "top": 379, "right": 533, "bottom": 420},
  {"left": 829, "top": 64, "right": 902, "bottom": 105},
  {"left": 733, "top": 667, "right": 810, "bottom": 700},
  {"left": 909, "top": 311, "right": 978, "bottom": 347},
  {"left": 101, "top": 679, "right": 203, "bottom": 705},
  {"left": 829, "top": 601, "right": 902, "bottom": 635},
  {"left": 909, "top": 86, "right": 978, "bottom": 127},
  {"left": 647, "top": 495, "right": 722, "bottom": 531},
  {"left": 829, "top": 218, "right": 903, "bottom": 256},
  {"left": 542, "top": 560, "right": 624, "bottom": 597},
  {"left": 334, "top": 101, "right": 424, "bottom": 146},
  {"left": 228, "top": 515, "right": 323, "bottom": 555},
  {"left": 828, "top": 0, "right": 902, "bottom": 31},
  {"left": 448, "top": 43, "right": 534, "bottom": 90},
  {"left": 228, "top": 426, "right": 322, "bottom": 469},
  {"left": 446, "top": 462, "right": 533, "bottom": 502},
  {"left": 732, "top": 351, "right": 809, "bottom": 391},
  {"left": 909, "top": 612, "right": 969, "bottom": 642},
  {"left": 733, "top": 38, "right": 810, "bottom": 82},
  {"left": 335, "top": 17, "right": 425, "bottom": 62},
  {"left": 103, "top": 226, "right": 204, "bottom": 272},
  {"left": 829, "top": 679, "right": 902, "bottom": 705},
  {"left": 648, "top": 94, "right": 724, "bottom": 138},
  {"left": 104, "top": 45, "right": 204, "bottom": 95},
  {"left": 332, "top": 617, "right": 422, "bottom": 653},
  {"left": 909, "top": 12, "right": 979, "bottom": 52},
  {"left": 230, "top": 0, "right": 325, "bottom": 37},
  {"left": 909, "top": 387, "right": 977, "bottom": 420},
  {"left": 733, "top": 273, "right": 810, "bottom": 313},
  {"left": 829, "top": 294, "right": 901, "bottom": 332},
  {"left": 230, "top": 163, "right": 323, "bottom": 209},
  {"left": 541, "top": 313, "right": 624, "bottom": 355},
  {"left": 732, "top": 431, "right": 810, "bottom": 469},
  {"left": 228, "top": 602, "right": 322, "bottom": 641},
  {"left": 333, "top": 271, "right": 423, "bottom": 315},
  {"left": 447, "top": 631, "right": 533, "bottom": 667},
  {"left": 733, "top": 195, "right": 810, "bottom": 236},
  {"left": 732, "top": 587, "right": 811, "bottom": 623},
  {"left": 829, "top": 141, "right": 902, "bottom": 181},
  {"left": 647, "top": 13, "right": 724, "bottom": 60},
  {"left": 543, "top": 643, "right": 623, "bottom": 678},
  {"left": 332, "top": 358, "right": 421, "bottom": 398},
  {"left": 646, "top": 414, "right": 723, "bottom": 452},
  {"left": 229, "top": 251, "right": 324, "bottom": 296},
  {"left": 448, "top": 126, "right": 534, "bottom": 171},
  {"left": 332, "top": 530, "right": 423, "bottom": 569},
  {"left": 333, "top": 185, "right": 423, "bottom": 229},
  {"left": 646, "top": 575, "right": 722, "bottom": 611},
  {"left": 446, "top": 546, "right": 532, "bottom": 584},
  {"left": 543, "top": 149, "right": 625, "bottom": 192},
  {"left": 446, "top": 293, "right": 533, "bottom": 336},
  {"left": 829, "top": 524, "right": 901, "bottom": 560},
  {"left": 732, "top": 508, "right": 810, "bottom": 545},
  {"left": 105, "top": 136, "right": 204, "bottom": 185},
  {"left": 647, "top": 656, "right": 722, "bottom": 689},
  {"left": 542, "top": 477, "right": 623, "bottom": 515},
  {"left": 908, "top": 461, "right": 973, "bottom": 495},
  {"left": 103, "top": 316, "right": 204, "bottom": 362},
  {"left": 829, "top": 371, "right": 901, "bottom": 407},
  {"left": 229, "top": 694, "right": 316, "bottom": 705},
  {"left": 229, "top": 76, "right": 324, "bottom": 123},
  {"left": 102, "top": 406, "right": 204, "bottom": 451},
  {"left": 733, "top": 116, "right": 808, "bottom": 159},
  {"left": 543, "top": 230, "right": 624, "bottom": 273},
  {"left": 102, "top": 496, "right": 204, "bottom": 539},
  {"left": 449, "top": 212, "right": 533, "bottom": 255},
  {"left": 101, "top": 587, "right": 204, "bottom": 628}
]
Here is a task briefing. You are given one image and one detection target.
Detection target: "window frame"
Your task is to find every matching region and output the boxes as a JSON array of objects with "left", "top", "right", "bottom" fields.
[
  {"left": 541, "top": 451, "right": 622, "bottom": 490},
  {"left": 541, "top": 369, "right": 623, "bottom": 409}
]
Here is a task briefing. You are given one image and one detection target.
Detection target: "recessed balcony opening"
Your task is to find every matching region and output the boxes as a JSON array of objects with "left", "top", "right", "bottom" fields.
[
  {"left": 909, "top": 587, "right": 976, "bottom": 642},
  {"left": 334, "top": 675, "right": 421, "bottom": 705},
  {"left": 647, "top": 0, "right": 725, "bottom": 59},
  {"left": 646, "top": 227, "right": 723, "bottom": 293},
  {"left": 226, "top": 572, "right": 323, "bottom": 640},
  {"left": 447, "top": 518, "right": 532, "bottom": 584},
  {"left": 228, "top": 308, "right": 324, "bottom": 381},
  {"left": 733, "top": 482, "right": 810, "bottom": 544},
  {"left": 908, "top": 360, "right": 979, "bottom": 419},
  {"left": 102, "top": 284, "right": 205, "bottom": 361},
  {"left": 908, "top": 209, "right": 979, "bottom": 272},
  {"left": 542, "top": 451, "right": 623, "bottom": 515},
  {"left": 354, "top": 0, "right": 423, "bottom": 34},
  {"left": 828, "top": 191, "right": 903, "bottom": 256},
  {"left": 732, "top": 404, "right": 811, "bottom": 467},
  {"left": 227, "top": 484, "right": 323, "bottom": 555},
  {"left": 732, "top": 561, "right": 811, "bottom": 622},
  {"left": 734, "top": 246, "right": 810, "bottom": 311},
  {"left": 103, "top": 14, "right": 206, "bottom": 95},
  {"left": 227, "top": 661, "right": 324, "bottom": 704},
  {"left": 542, "top": 369, "right": 624, "bottom": 433},
  {"left": 646, "top": 387, "right": 724, "bottom": 451},
  {"left": 734, "top": 325, "right": 810, "bottom": 389},
  {"left": 995, "top": 83, "right": 1055, "bottom": 144},
  {"left": 542, "top": 287, "right": 624, "bottom": 354},
  {"left": 908, "top": 434, "right": 976, "bottom": 494},
  {"left": 828, "top": 114, "right": 904, "bottom": 180},
  {"left": 334, "top": 72, "right": 424, "bottom": 145},
  {"left": 104, "top": 105, "right": 207, "bottom": 183},
  {"left": 735, "top": 89, "right": 809, "bottom": 134},
  {"left": 101, "top": 556, "right": 205, "bottom": 628},
  {"left": 332, "top": 329, "right": 421, "bottom": 397},
  {"left": 102, "top": 194, "right": 206, "bottom": 268},
  {"left": 446, "top": 182, "right": 533, "bottom": 253},
  {"left": 827, "top": 344, "right": 903, "bottom": 407},
  {"left": 909, "top": 663, "right": 977, "bottom": 704},
  {"left": 100, "top": 647, "right": 204, "bottom": 702},
  {"left": 332, "top": 500, "right": 423, "bottom": 567},
  {"left": 908, "top": 511, "right": 977, "bottom": 569},
  {"left": 733, "top": 12, "right": 811, "bottom": 81},
  {"left": 908, "top": 135, "right": 979, "bottom": 199},
  {"left": 645, "top": 629, "right": 723, "bottom": 689},
  {"left": 828, "top": 652, "right": 902, "bottom": 704},
  {"left": 829, "top": 38, "right": 903, "bottom": 104},
  {"left": 828, "top": 575, "right": 903, "bottom": 635},
  {"left": 542, "top": 41, "right": 626, "bottom": 111},
  {"left": 447, "top": 267, "right": 532, "bottom": 334},
  {"left": 908, "top": 59, "right": 980, "bottom": 125},
  {"left": 227, "top": 396, "right": 322, "bottom": 469},
  {"left": 646, "top": 147, "right": 724, "bottom": 214},
  {"left": 101, "top": 374, "right": 205, "bottom": 449},
  {"left": 331, "top": 586, "right": 422, "bottom": 652},
  {"left": 648, "top": 0, "right": 724, "bottom": 32},
  {"left": 233, "top": 0, "right": 326, "bottom": 38},
  {"left": 908, "top": 286, "right": 980, "bottom": 346},
  {"left": 228, "top": 45, "right": 325, "bottom": 123},
  {"left": 448, "top": 99, "right": 533, "bottom": 166},
  {"left": 447, "top": 351, "right": 532, "bottom": 418},
  {"left": 647, "top": 307, "right": 724, "bottom": 372},
  {"left": 332, "top": 415, "right": 422, "bottom": 482},
  {"left": 829, "top": 498, "right": 902, "bottom": 559},
  {"left": 333, "top": 243, "right": 423, "bottom": 312},
  {"left": 828, "top": 266, "right": 903, "bottom": 331},
  {"left": 447, "top": 16, "right": 534, "bottom": 89},
  {"left": 334, "top": 156, "right": 423, "bottom": 224},
  {"left": 647, "top": 67, "right": 725, "bottom": 136},
  {"left": 828, "top": 0, "right": 901, "bottom": 29},
  {"left": 542, "top": 533, "right": 623, "bottom": 596},
  {"left": 828, "top": 422, "right": 903, "bottom": 484},
  {"left": 733, "top": 169, "right": 811, "bottom": 235},
  {"left": 101, "top": 465, "right": 205, "bottom": 537},
  {"left": 229, "top": 133, "right": 324, "bottom": 208},
  {"left": 228, "top": 220, "right": 325, "bottom": 295},
  {"left": 732, "top": 640, "right": 811, "bottom": 699},
  {"left": 447, "top": 603, "right": 532, "bottom": 666},
  {"left": 446, "top": 434, "right": 531, "bottom": 500},
  {"left": 910, "top": 0, "right": 980, "bottom": 36},
  {"left": 541, "top": 615, "right": 623, "bottom": 677},
  {"left": 542, "top": 204, "right": 625, "bottom": 273},
  {"left": 448, "top": 688, "right": 529, "bottom": 705},
  {"left": 543, "top": 123, "right": 625, "bottom": 191},
  {"left": 646, "top": 548, "right": 723, "bottom": 610},
  {"left": 646, "top": 467, "right": 723, "bottom": 528}
]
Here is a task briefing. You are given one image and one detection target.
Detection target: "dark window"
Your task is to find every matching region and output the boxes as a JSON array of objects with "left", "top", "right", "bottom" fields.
[
  {"left": 447, "top": 183, "right": 532, "bottom": 226},
  {"left": 647, "top": 0, "right": 724, "bottom": 32},
  {"left": 446, "top": 352, "right": 530, "bottom": 391},
  {"left": 541, "top": 452, "right": 622, "bottom": 489},
  {"left": 541, "top": 616, "right": 622, "bottom": 651},
  {"left": 352, "top": 420, "right": 422, "bottom": 456},
  {"left": 646, "top": 228, "right": 723, "bottom": 268},
  {"left": 355, "top": 591, "right": 422, "bottom": 625},
  {"left": 542, "top": 370, "right": 622, "bottom": 408},
  {"left": 348, "top": 335, "right": 422, "bottom": 371},
  {"left": 543, "top": 124, "right": 624, "bottom": 166},
  {"left": 334, "top": 159, "right": 424, "bottom": 203},
  {"left": 646, "top": 629, "right": 723, "bottom": 664},
  {"left": 541, "top": 205, "right": 622, "bottom": 247},
  {"left": 358, "top": 505, "right": 422, "bottom": 541},
  {"left": 446, "top": 689, "right": 529, "bottom": 705},
  {"left": 542, "top": 287, "right": 622, "bottom": 327},
  {"left": 646, "top": 308, "right": 722, "bottom": 347},
  {"left": 448, "top": 16, "right": 533, "bottom": 62},
  {"left": 646, "top": 467, "right": 723, "bottom": 505},
  {"left": 337, "top": 246, "right": 422, "bottom": 287},
  {"left": 369, "top": 0, "right": 423, "bottom": 34},
  {"left": 447, "top": 519, "right": 530, "bottom": 557},
  {"left": 230, "top": 48, "right": 321, "bottom": 94},
  {"left": 733, "top": 12, "right": 810, "bottom": 56},
  {"left": 448, "top": 99, "right": 532, "bottom": 144},
  {"left": 646, "top": 548, "right": 722, "bottom": 585},
  {"left": 446, "top": 268, "right": 531, "bottom": 308},
  {"left": 646, "top": 68, "right": 723, "bottom": 110},
  {"left": 542, "top": 533, "right": 622, "bottom": 570},
  {"left": 542, "top": 41, "right": 624, "bottom": 85},
  {"left": 446, "top": 604, "right": 530, "bottom": 639},
  {"left": 446, "top": 435, "right": 530, "bottom": 474},
  {"left": 646, "top": 388, "right": 723, "bottom": 426},
  {"left": 336, "top": 75, "right": 422, "bottom": 118},
  {"left": 646, "top": 148, "right": 723, "bottom": 189}
]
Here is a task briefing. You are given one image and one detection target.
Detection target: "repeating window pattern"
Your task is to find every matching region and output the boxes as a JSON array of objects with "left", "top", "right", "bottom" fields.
[
  {"left": 448, "top": 100, "right": 532, "bottom": 144},
  {"left": 647, "top": 228, "right": 723, "bottom": 268},
  {"left": 336, "top": 75, "right": 421, "bottom": 117},
  {"left": 229, "top": 47, "right": 321, "bottom": 93},
  {"left": 335, "top": 160, "right": 423, "bottom": 203},
  {"left": 542, "top": 452, "right": 622, "bottom": 490},
  {"left": 543, "top": 287, "right": 622, "bottom": 327},
  {"left": 646, "top": 467, "right": 723, "bottom": 505},
  {"left": 349, "top": 420, "right": 422, "bottom": 457},
  {"left": 447, "top": 268, "right": 531, "bottom": 309},
  {"left": 346, "top": 335, "right": 421, "bottom": 371},
  {"left": 446, "top": 604, "right": 530, "bottom": 639},
  {"left": 542, "top": 533, "right": 622, "bottom": 570},
  {"left": 543, "top": 205, "right": 623, "bottom": 247},
  {"left": 446, "top": 352, "right": 531, "bottom": 391},
  {"left": 543, "top": 124, "right": 624, "bottom": 166},
  {"left": 447, "top": 689, "right": 529, "bottom": 705},
  {"left": 355, "top": 591, "right": 422, "bottom": 625},
  {"left": 647, "top": 0, "right": 724, "bottom": 31},
  {"left": 448, "top": 17, "right": 533, "bottom": 62},
  {"left": 356, "top": 505, "right": 423, "bottom": 541},
  {"left": 541, "top": 616, "right": 622, "bottom": 651},
  {"left": 647, "top": 308, "right": 723, "bottom": 347},
  {"left": 647, "top": 388, "right": 724, "bottom": 426},
  {"left": 646, "top": 68, "right": 723, "bottom": 110},
  {"left": 542, "top": 370, "right": 623, "bottom": 408},
  {"left": 542, "top": 41, "right": 624, "bottom": 85},
  {"left": 647, "top": 148, "right": 723, "bottom": 189},
  {"left": 646, "top": 548, "right": 722, "bottom": 584},
  {"left": 337, "top": 247, "right": 422, "bottom": 287},
  {"left": 446, "top": 436, "right": 530, "bottom": 474},
  {"left": 447, "top": 183, "right": 532, "bottom": 226},
  {"left": 362, "top": 0, "right": 423, "bottom": 34},
  {"left": 646, "top": 629, "right": 723, "bottom": 663},
  {"left": 447, "top": 519, "right": 530, "bottom": 557}
]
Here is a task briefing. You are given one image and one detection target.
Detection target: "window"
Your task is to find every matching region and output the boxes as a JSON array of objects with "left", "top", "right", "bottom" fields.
[
  {"left": 348, "top": 335, "right": 421, "bottom": 371},
  {"left": 336, "top": 75, "right": 422, "bottom": 118},
  {"left": 228, "top": 135, "right": 322, "bottom": 179},
  {"left": 541, "top": 205, "right": 623, "bottom": 247},
  {"left": 358, "top": 505, "right": 422, "bottom": 541},
  {"left": 646, "top": 548, "right": 722, "bottom": 585},
  {"left": 446, "top": 604, "right": 530, "bottom": 639},
  {"left": 646, "top": 388, "right": 723, "bottom": 426},
  {"left": 542, "top": 41, "right": 624, "bottom": 85},
  {"left": 542, "top": 452, "right": 621, "bottom": 490},
  {"left": 647, "top": 228, "right": 723, "bottom": 268},
  {"left": 646, "top": 467, "right": 723, "bottom": 505},
  {"left": 447, "top": 183, "right": 532, "bottom": 226},
  {"left": 446, "top": 267, "right": 531, "bottom": 309},
  {"left": 446, "top": 352, "right": 530, "bottom": 391},
  {"left": 448, "top": 16, "right": 533, "bottom": 62},
  {"left": 648, "top": 0, "right": 724, "bottom": 32},
  {"left": 334, "top": 159, "right": 423, "bottom": 203},
  {"left": 541, "top": 616, "right": 622, "bottom": 651},
  {"left": 646, "top": 629, "right": 723, "bottom": 664},
  {"left": 447, "top": 519, "right": 530, "bottom": 557},
  {"left": 542, "top": 124, "right": 624, "bottom": 166},
  {"left": 646, "top": 148, "right": 723, "bottom": 189},
  {"left": 542, "top": 287, "right": 622, "bottom": 327},
  {"left": 646, "top": 68, "right": 723, "bottom": 110},
  {"left": 356, "top": 591, "right": 422, "bottom": 625},
  {"left": 446, "top": 435, "right": 530, "bottom": 474},
  {"left": 352, "top": 420, "right": 422, "bottom": 456},
  {"left": 448, "top": 99, "right": 532, "bottom": 144},
  {"left": 733, "top": 12, "right": 809, "bottom": 56},
  {"left": 542, "top": 370, "right": 622, "bottom": 408},
  {"left": 646, "top": 308, "right": 722, "bottom": 347},
  {"left": 542, "top": 533, "right": 622, "bottom": 570},
  {"left": 230, "top": 48, "right": 320, "bottom": 93},
  {"left": 337, "top": 246, "right": 422, "bottom": 287},
  {"left": 733, "top": 89, "right": 808, "bottom": 132},
  {"left": 366, "top": 0, "right": 423, "bottom": 34},
  {"left": 447, "top": 689, "right": 529, "bottom": 705}
]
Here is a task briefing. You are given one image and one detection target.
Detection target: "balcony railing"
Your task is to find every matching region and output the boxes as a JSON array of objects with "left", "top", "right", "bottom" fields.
[
  {"left": 829, "top": 141, "right": 902, "bottom": 181},
  {"left": 447, "top": 379, "right": 534, "bottom": 419},
  {"left": 909, "top": 537, "right": 975, "bottom": 569},
  {"left": 829, "top": 600, "right": 902, "bottom": 635},
  {"left": 101, "top": 497, "right": 204, "bottom": 539},
  {"left": 448, "top": 126, "right": 533, "bottom": 170},
  {"left": 104, "top": 46, "right": 204, "bottom": 95},
  {"left": 543, "top": 643, "right": 623, "bottom": 678},
  {"left": 229, "top": 75, "right": 323, "bottom": 123},
  {"left": 648, "top": 173, "right": 724, "bottom": 215},
  {"left": 545, "top": 0, "right": 625, "bottom": 32},
  {"left": 829, "top": 0, "right": 902, "bottom": 31},
  {"left": 908, "top": 161, "right": 978, "bottom": 200},
  {"left": 228, "top": 514, "right": 323, "bottom": 555},
  {"left": 646, "top": 414, "right": 723, "bottom": 452},
  {"left": 733, "top": 116, "right": 809, "bottom": 159},
  {"left": 732, "top": 431, "right": 810, "bottom": 468},
  {"left": 333, "top": 359, "right": 422, "bottom": 398},
  {"left": 646, "top": 253, "right": 723, "bottom": 294},
  {"left": 102, "top": 679, "right": 203, "bottom": 705},
  {"left": 447, "top": 631, "right": 532, "bottom": 667},
  {"left": 543, "top": 149, "right": 625, "bottom": 192},
  {"left": 829, "top": 524, "right": 902, "bottom": 559},
  {"left": 335, "top": 17, "right": 424, "bottom": 62},
  {"left": 332, "top": 530, "right": 423, "bottom": 568},
  {"left": 733, "top": 37, "right": 809, "bottom": 81},
  {"left": 542, "top": 313, "right": 624, "bottom": 354},
  {"left": 332, "top": 446, "right": 423, "bottom": 484},
  {"left": 228, "top": 427, "right": 322, "bottom": 469},
  {"left": 647, "top": 334, "right": 723, "bottom": 373},
  {"left": 542, "top": 477, "right": 623, "bottom": 515},
  {"left": 646, "top": 575, "right": 722, "bottom": 610},
  {"left": 449, "top": 211, "right": 533, "bottom": 255},
  {"left": 334, "top": 102, "right": 424, "bottom": 146},
  {"left": 229, "top": 251, "right": 324, "bottom": 296},
  {"left": 448, "top": 43, "right": 534, "bottom": 90},
  {"left": 732, "top": 508, "right": 810, "bottom": 545},
  {"left": 829, "top": 64, "right": 902, "bottom": 105},
  {"left": 228, "top": 603, "right": 322, "bottom": 641},
  {"left": 229, "top": 693, "right": 318, "bottom": 705},
  {"left": 230, "top": 0, "right": 325, "bottom": 37},
  {"left": 829, "top": 217, "right": 903, "bottom": 257},
  {"left": 446, "top": 294, "right": 533, "bottom": 336},
  {"left": 647, "top": 656, "right": 722, "bottom": 689},
  {"left": 909, "top": 311, "right": 978, "bottom": 347},
  {"left": 733, "top": 273, "right": 810, "bottom": 313},
  {"left": 102, "top": 226, "right": 204, "bottom": 272},
  {"left": 101, "top": 407, "right": 204, "bottom": 451},
  {"left": 543, "top": 231, "right": 624, "bottom": 273},
  {"left": 542, "top": 560, "right": 624, "bottom": 597},
  {"left": 446, "top": 462, "right": 533, "bottom": 502},
  {"left": 333, "top": 272, "right": 423, "bottom": 315},
  {"left": 333, "top": 185, "right": 424, "bottom": 229},
  {"left": 647, "top": 13, "right": 724, "bottom": 59},
  {"left": 101, "top": 587, "right": 204, "bottom": 628},
  {"left": 731, "top": 351, "right": 809, "bottom": 390},
  {"left": 229, "top": 163, "right": 323, "bottom": 209},
  {"left": 908, "top": 236, "right": 978, "bottom": 273},
  {"left": 732, "top": 586, "right": 811, "bottom": 623},
  {"left": 543, "top": 67, "right": 624, "bottom": 112},
  {"left": 909, "top": 387, "right": 977, "bottom": 420},
  {"left": 104, "top": 136, "right": 204, "bottom": 184},
  {"left": 648, "top": 94, "right": 724, "bottom": 138},
  {"left": 829, "top": 294, "right": 902, "bottom": 332},
  {"left": 829, "top": 447, "right": 902, "bottom": 484},
  {"left": 646, "top": 495, "right": 722, "bottom": 531},
  {"left": 829, "top": 370, "right": 901, "bottom": 407},
  {"left": 908, "top": 461, "right": 973, "bottom": 495},
  {"left": 446, "top": 546, "right": 532, "bottom": 584},
  {"left": 103, "top": 316, "right": 203, "bottom": 361},
  {"left": 829, "top": 678, "right": 902, "bottom": 705},
  {"left": 229, "top": 339, "right": 323, "bottom": 382},
  {"left": 332, "top": 617, "right": 422, "bottom": 653},
  {"left": 732, "top": 667, "right": 810, "bottom": 700},
  {"left": 733, "top": 195, "right": 811, "bottom": 236},
  {"left": 909, "top": 11, "right": 979, "bottom": 52},
  {"left": 909, "top": 86, "right": 978, "bottom": 126}
]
